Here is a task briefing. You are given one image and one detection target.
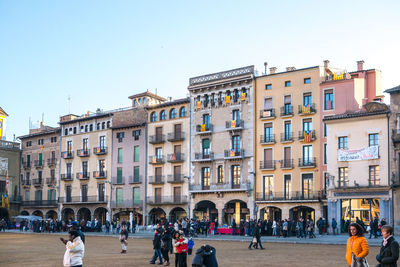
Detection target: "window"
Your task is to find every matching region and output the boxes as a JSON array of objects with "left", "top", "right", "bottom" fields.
[
  {"left": 97, "top": 123, "right": 100, "bottom": 130},
  {"left": 66, "top": 163, "right": 72, "bottom": 176},
  {"left": 150, "top": 112, "right": 157, "bottom": 122},
  {"left": 263, "top": 175, "right": 273, "bottom": 199},
  {"left": 50, "top": 169, "right": 55, "bottom": 179},
  {"left": 80, "top": 126, "right": 84, "bottom": 132},
  {"left": 303, "top": 92, "right": 312, "bottom": 106},
  {"left": 303, "top": 119, "right": 312, "bottom": 132},
  {"left": 324, "top": 123, "right": 327, "bottom": 137},
  {"left": 232, "top": 135, "right": 241, "bottom": 152},
  {"left": 203, "top": 114, "right": 210, "bottom": 129},
  {"left": 117, "top": 132, "right": 125, "bottom": 142},
  {"left": 284, "top": 175, "right": 291, "bottom": 199},
  {"left": 51, "top": 137, "right": 57, "bottom": 143},
  {"left": 263, "top": 97, "right": 273, "bottom": 110},
  {"left": 26, "top": 141, "right": 32, "bottom": 147},
  {"left": 82, "top": 162, "right": 88, "bottom": 177},
  {"left": 324, "top": 89, "right": 334, "bottom": 110},
  {"left": 38, "top": 139, "right": 44, "bottom": 145},
  {"left": 338, "top": 136, "right": 348, "bottom": 149},
  {"left": 265, "top": 84, "right": 272, "bottom": 90},
  {"left": 302, "top": 145, "right": 313, "bottom": 165},
  {"left": 217, "top": 166, "right": 224, "bottom": 184},
  {"left": 26, "top": 172, "right": 30, "bottom": 180},
  {"left": 82, "top": 138, "right": 88, "bottom": 152},
  {"left": 64, "top": 128, "right": 68, "bottom": 136},
  {"left": 118, "top": 148, "right": 123, "bottom": 163},
  {"left": 66, "top": 185, "right": 72, "bottom": 202},
  {"left": 117, "top": 167, "right": 123, "bottom": 184},
  {"left": 38, "top": 170, "right": 42, "bottom": 180},
  {"left": 284, "top": 121, "right": 292, "bottom": 141},
  {"left": 232, "top": 109, "right": 240, "bottom": 122},
  {"left": 25, "top": 190, "right": 30, "bottom": 201},
  {"left": 133, "top": 166, "right": 140, "bottom": 182},
  {"left": 170, "top": 108, "right": 177, "bottom": 119},
  {"left": 98, "top": 183, "right": 105, "bottom": 202},
  {"left": 98, "top": 159, "right": 106, "bottom": 176},
  {"left": 202, "top": 139, "right": 210, "bottom": 156},
  {"left": 160, "top": 110, "right": 167, "bottom": 120},
  {"left": 304, "top": 78, "right": 311, "bottom": 84},
  {"left": 155, "top": 147, "right": 163, "bottom": 159},
  {"left": 85, "top": 125, "right": 88, "bottom": 132},
  {"left": 264, "top": 123, "right": 273, "bottom": 142},
  {"left": 283, "top": 95, "right": 292, "bottom": 115},
  {"left": 67, "top": 141, "right": 72, "bottom": 153},
  {"left": 324, "top": 144, "right": 327, "bottom": 164},
  {"left": 116, "top": 188, "right": 123, "bottom": 207},
  {"left": 35, "top": 190, "right": 42, "bottom": 201},
  {"left": 101, "top": 122, "right": 105, "bottom": 129},
  {"left": 201, "top": 167, "right": 210, "bottom": 189},
  {"left": 132, "top": 130, "right": 141, "bottom": 140},
  {"left": 73, "top": 127, "right": 77, "bottom": 134},
  {"left": 48, "top": 189, "right": 56, "bottom": 201},
  {"left": 369, "top": 166, "right": 380, "bottom": 186},
  {"left": 339, "top": 167, "right": 349, "bottom": 187},
  {"left": 203, "top": 94, "right": 209, "bottom": 107},
  {"left": 134, "top": 146, "right": 139, "bottom": 162},
  {"left": 285, "top": 81, "right": 291, "bottom": 87},
  {"left": 179, "top": 107, "right": 187, "bottom": 117},
  {"left": 232, "top": 165, "right": 241, "bottom": 188},
  {"left": 133, "top": 187, "right": 141, "bottom": 205},
  {"left": 369, "top": 134, "right": 379, "bottom": 147},
  {"left": 89, "top": 124, "right": 93, "bottom": 131},
  {"left": 324, "top": 173, "right": 329, "bottom": 194},
  {"left": 302, "top": 174, "right": 313, "bottom": 199},
  {"left": 99, "top": 136, "right": 105, "bottom": 149},
  {"left": 107, "top": 121, "right": 110, "bottom": 128}
]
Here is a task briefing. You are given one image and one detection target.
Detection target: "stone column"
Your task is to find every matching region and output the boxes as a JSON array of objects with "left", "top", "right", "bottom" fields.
[{"left": 281, "top": 206, "right": 289, "bottom": 220}]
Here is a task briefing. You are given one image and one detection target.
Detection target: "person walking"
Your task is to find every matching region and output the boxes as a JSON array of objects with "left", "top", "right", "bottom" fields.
[
  {"left": 119, "top": 225, "right": 128, "bottom": 254},
  {"left": 150, "top": 228, "right": 163, "bottom": 265},
  {"left": 332, "top": 218, "right": 337, "bottom": 235},
  {"left": 60, "top": 230, "right": 85, "bottom": 267},
  {"left": 248, "top": 222, "right": 264, "bottom": 250},
  {"left": 376, "top": 225, "right": 399, "bottom": 267},
  {"left": 345, "top": 222, "right": 369, "bottom": 267}
]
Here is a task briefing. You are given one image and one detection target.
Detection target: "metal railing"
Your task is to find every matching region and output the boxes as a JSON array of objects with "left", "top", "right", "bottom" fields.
[
  {"left": 298, "top": 157, "right": 317, "bottom": 168},
  {"left": 22, "top": 200, "right": 57, "bottom": 207},
  {"left": 196, "top": 124, "right": 213, "bottom": 134},
  {"left": 77, "top": 149, "right": 90, "bottom": 157},
  {"left": 147, "top": 196, "right": 188, "bottom": 205},
  {"left": 280, "top": 105, "right": 293, "bottom": 116},
  {"left": 167, "top": 153, "right": 185, "bottom": 162},
  {"left": 76, "top": 172, "right": 90, "bottom": 180},
  {"left": 22, "top": 161, "right": 31, "bottom": 169},
  {"left": 61, "top": 173, "right": 73, "bottom": 181},
  {"left": 22, "top": 179, "right": 31, "bottom": 186},
  {"left": 259, "top": 160, "right": 275, "bottom": 170},
  {"left": 32, "top": 178, "right": 43, "bottom": 186},
  {"left": 280, "top": 132, "right": 294, "bottom": 142},
  {"left": 224, "top": 149, "right": 245, "bottom": 158},
  {"left": 225, "top": 120, "right": 244, "bottom": 130},
  {"left": 110, "top": 200, "right": 143, "bottom": 209},
  {"left": 93, "top": 171, "right": 107, "bottom": 179},
  {"left": 46, "top": 178, "right": 57, "bottom": 185},
  {"left": 128, "top": 175, "right": 142, "bottom": 184},
  {"left": 167, "top": 174, "right": 185, "bottom": 183},
  {"left": 93, "top": 147, "right": 108, "bottom": 155},
  {"left": 280, "top": 159, "right": 294, "bottom": 169},
  {"left": 33, "top": 160, "right": 44, "bottom": 168},
  {"left": 190, "top": 182, "right": 250, "bottom": 191},
  {"left": 167, "top": 132, "right": 185, "bottom": 142},
  {"left": 260, "top": 134, "right": 275, "bottom": 144},
  {"left": 194, "top": 152, "right": 214, "bottom": 161},
  {"left": 298, "top": 130, "right": 316, "bottom": 141},
  {"left": 112, "top": 176, "right": 125, "bottom": 185},
  {"left": 149, "top": 156, "right": 165, "bottom": 164},
  {"left": 149, "top": 134, "right": 165, "bottom": 144},
  {"left": 298, "top": 104, "right": 316, "bottom": 114},
  {"left": 59, "top": 195, "right": 108, "bottom": 203},
  {"left": 259, "top": 109, "right": 275, "bottom": 119},
  {"left": 148, "top": 176, "right": 165, "bottom": 184},
  {"left": 47, "top": 158, "right": 57, "bottom": 167},
  {"left": 256, "top": 191, "right": 325, "bottom": 201}
]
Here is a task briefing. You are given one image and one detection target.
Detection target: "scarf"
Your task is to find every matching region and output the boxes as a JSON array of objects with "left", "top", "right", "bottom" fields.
[{"left": 383, "top": 235, "right": 393, "bottom": 247}]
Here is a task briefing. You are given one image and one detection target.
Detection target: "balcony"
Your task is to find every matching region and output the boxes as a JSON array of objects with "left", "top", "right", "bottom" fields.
[
  {"left": 259, "top": 109, "right": 275, "bottom": 120},
  {"left": 32, "top": 178, "right": 43, "bottom": 187},
  {"left": 59, "top": 195, "right": 108, "bottom": 204},
  {"left": 129, "top": 175, "right": 142, "bottom": 184},
  {"left": 392, "top": 129, "right": 400, "bottom": 143},
  {"left": 149, "top": 135, "right": 165, "bottom": 144},
  {"left": 280, "top": 159, "right": 294, "bottom": 169},
  {"left": 167, "top": 153, "right": 184, "bottom": 163},
  {"left": 148, "top": 176, "right": 165, "bottom": 184},
  {"left": 93, "top": 147, "right": 108, "bottom": 155},
  {"left": 224, "top": 149, "right": 245, "bottom": 159},
  {"left": 46, "top": 178, "right": 57, "bottom": 186},
  {"left": 193, "top": 153, "right": 214, "bottom": 162},
  {"left": 111, "top": 200, "right": 143, "bottom": 209},
  {"left": 298, "top": 104, "right": 316, "bottom": 115},
  {"left": 149, "top": 156, "right": 165, "bottom": 164},
  {"left": 22, "top": 200, "right": 57, "bottom": 207},
  {"left": 47, "top": 158, "right": 57, "bottom": 167},
  {"left": 167, "top": 174, "right": 185, "bottom": 183},
  {"left": 22, "top": 179, "right": 31, "bottom": 187},
  {"left": 255, "top": 191, "right": 325, "bottom": 202},
  {"left": 280, "top": 105, "right": 294, "bottom": 117},
  {"left": 112, "top": 176, "right": 125, "bottom": 185},
  {"left": 61, "top": 151, "right": 74, "bottom": 159},
  {"left": 280, "top": 132, "right": 294, "bottom": 143},
  {"left": 93, "top": 171, "right": 107, "bottom": 179},
  {"left": 22, "top": 161, "right": 31, "bottom": 170},
  {"left": 260, "top": 160, "right": 275, "bottom": 170},
  {"left": 196, "top": 124, "right": 213, "bottom": 135},
  {"left": 76, "top": 172, "right": 90, "bottom": 180},
  {"left": 190, "top": 182, "right": 250, "bottom": 192},
  {"left": 61, "top": 173, "right": 73, "bottom": 181},
  {"left": 225, "top": 120, "right": 244, "bottom": 131},
  {"left": 260, "top": 134, "right": 275, "bottom": 144},
  {"left": 167, "top": 132, "right": 185, "bottom": 142},
  {"left": 298, "top": 130, "right": 316, "bottom": 142},
  {"left": 298, "top": 157, "right": 317, "bottom": 168},
  {"left": 77, "top": 149, "right": 90, "bottom": 157},
  {"left": 33, "top": 160, "right": 44, "bottom": 169},
  {"left": 147, "top": 196, "right": 188, "bottom": 205}
]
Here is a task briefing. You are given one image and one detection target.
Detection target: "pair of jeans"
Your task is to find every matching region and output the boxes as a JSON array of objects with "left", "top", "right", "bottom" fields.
[
  {"left": 151, "top": 248, "right": 163, "bottom": 264},
  {"left": 248, "top": 237, "right": 264, "bottom": 249}
]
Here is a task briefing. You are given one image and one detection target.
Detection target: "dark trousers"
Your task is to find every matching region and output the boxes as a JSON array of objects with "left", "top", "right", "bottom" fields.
[
  {"left": 248, "top": 237, "right": 263, "bottom": 249},
  {"left": 175, "top": 253, "right": 179, "bottom": 267},
  {"left": 178, "top": 253, "right": 187, "bottom": 267},
  {"left": 161, "top": 248, "right": 169, "bottom": 263}
]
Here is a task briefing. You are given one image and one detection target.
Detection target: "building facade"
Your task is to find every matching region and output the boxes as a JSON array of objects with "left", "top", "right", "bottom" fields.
[
  {"left": 146, "top": 98, "right": 190, "bottom": 224},
  {"left": 325, "top": 102, "right": 391, "bottom": 229},
  {"left": 188, "top": 66, "right": 255, "bottom": 224},
  {"left": 18, "top": 124, "right": 60, "bottom": 219},
  {"left": 58, "top": 112, "right": 113, "bottom": 223}
]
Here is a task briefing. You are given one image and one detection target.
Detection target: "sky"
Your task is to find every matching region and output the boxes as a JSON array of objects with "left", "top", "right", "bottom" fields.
[{"left": 1, "top": 0, "right": 399, "bottom": 141}]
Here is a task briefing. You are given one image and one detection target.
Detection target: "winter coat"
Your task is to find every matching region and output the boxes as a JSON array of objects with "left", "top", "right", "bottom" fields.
[
  {"left": 345, "top": 235, "right": 369, "bottom": 266},
  {"left": 253, "top": 226, "right": 261, "bottom": 239},
  {"left": 376, "top": 236, "right": 399, "bottom": 267},
  {"left": 63, "top": 236, "right": 85, "bottom": 267},
  {"left": 192, "top": 246, "right": 218, "bottom": 267},
  {"left": 153, "top": 232, "right": 162, "bottom": 249},
  {"left": 172, "top": 237, "right": 188, "bottom": 254}
]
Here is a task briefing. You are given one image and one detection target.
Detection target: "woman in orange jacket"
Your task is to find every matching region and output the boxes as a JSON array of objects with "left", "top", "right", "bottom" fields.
[{"left": 345, "top": 222, "right": 370, "bottom": 266}]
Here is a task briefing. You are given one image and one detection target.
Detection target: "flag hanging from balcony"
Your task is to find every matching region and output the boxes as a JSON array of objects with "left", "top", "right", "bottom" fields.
[
  {"left": 170, "top": 154, "right": 176, "bottom": 161},
  {"left": 152, "top": 156, "right": 157, "bottom": 163},
  {"left": 97, "top": 147, "right": 101, "bottom": 154},
  {"left": 231, "top": 120, "right": 236, "bottom": 128},
  {"left": 196, "top": 101, "right": 201, "bottom": 109},
  {"left": 304, "top": 130, "right": 312, "bottom": 143},
  {"left": 225, "top": 95, "right": 230, "bottom": 104},
  {"left": 200, "top": 124, "right": 206, "bottom": 132},
  {"left": 302, "top": 104, "right": 310, "bottom": 114},
  {"left": 230, "top": 149, "right": 235, "bottom": 157},
  {"left": 241, "top": 92, "right": 246, "bottom": 101}
]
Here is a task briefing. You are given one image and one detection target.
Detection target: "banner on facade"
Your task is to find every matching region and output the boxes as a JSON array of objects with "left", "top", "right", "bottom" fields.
[
  {"left": 0, "top": 157, "right": 7, "bottom": 176},
  {"left": 338, "top": 145, "right": 379, "bottom": 161}
]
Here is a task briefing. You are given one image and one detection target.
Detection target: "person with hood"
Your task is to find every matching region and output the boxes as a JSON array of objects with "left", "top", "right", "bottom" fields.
[
  {"left": 192, "top": 245, "right": 218, "bottom": 267},
  {"left": 376, "top": 225, "right": 399, "bottom": 267},
  {"left": 60, "top": 230, "right": 85, "bottom": 267}
]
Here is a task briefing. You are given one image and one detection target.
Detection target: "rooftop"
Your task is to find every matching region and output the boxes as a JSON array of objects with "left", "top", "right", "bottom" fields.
[
  {"left": 0, "top": 107, "right": 8, "bottom": 117},
  {"left": 18, "top": 126, "right": 61, "bottom": 140},
  {"left": 146, "top": 97, "right": 190, "bottom": 110},
  {"left": 323, "top": 102, "right": 389, "bottom": 122},
  {"left": 188, "top": 65, "right": 254, "bottom": 87},
  {"left": 384, "top": 85, "right": 400, "bottom": 94},
  {"left": 128, "top": 91, "right": 166, "bottom": 102}
]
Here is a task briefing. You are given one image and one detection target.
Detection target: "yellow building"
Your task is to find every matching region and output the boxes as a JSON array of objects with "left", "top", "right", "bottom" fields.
[{"left": 254, "top": 65, "right": 328, "bottom": 221}]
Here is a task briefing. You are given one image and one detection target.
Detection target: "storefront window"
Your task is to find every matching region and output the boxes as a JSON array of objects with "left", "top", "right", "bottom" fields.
[{"left": 341, "top": 198, "right": 380, "bottom": 225}]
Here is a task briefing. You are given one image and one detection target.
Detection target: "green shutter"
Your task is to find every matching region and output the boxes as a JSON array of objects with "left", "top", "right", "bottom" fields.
[
  {"left": 134, "top": 167, "right": 140, "bottom": 182},
  {"left": 116, "top": 188, "right": 123, "bottom": 206},
  {"left": 133, "top": 187, "right": 140, "bottom": 205},
  {"left": 117, "top": 168, "right": 123, "bottom": 184},
  {"left": 39, "top": 153, "right": 43, "bottom": 165},
  {"left": 202, "top": 139, "right": 210, "bottom": 149},
  {"left": 134, "top": 146, "right": 139, "bottom": 162},
  {"left": 118, "top": 148, "right": 123, "bottom": 163}
]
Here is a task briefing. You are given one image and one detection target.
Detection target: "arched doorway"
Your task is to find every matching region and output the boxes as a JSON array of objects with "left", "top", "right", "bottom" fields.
[
  {"left": 113, "top": 211, "right": 130, "bottom": 222},
  {"left": 224, "top": 200, "right": 249, "bottom": 225},
  {"left": 0, "top": 208, "right": 9, "bottom": 221},
  {"left": 169, "top": 207, "right": 187, "bottom": 223},
  {"left": 46, "top": 210, "right": 57, "bottom": 219},
  {"left": 194, "top": 200, "right": 217, "bottom": 222},
  {"left": 260, "top": 206, "right": 282, "bottom": 221},
  {"left": 32, "top": 210, "right": 43, "bottom": 218},
  {"left": 77, "top": 208, "right": 91, "bottom": 222},
  {"left": 290, "top": 206, "right": 315, "bottom": 222},
  {"left": 62, "top": 208, "right": 75, "bottom": 221},
  {"left": 148, "top": 208, "right": 166, "bottom": 225},
  {"left": 94, "top": 207, "right": 108, "bottom": 224},
  {"left": 20, "top": 211, "right": 29, "bottom": 216}
]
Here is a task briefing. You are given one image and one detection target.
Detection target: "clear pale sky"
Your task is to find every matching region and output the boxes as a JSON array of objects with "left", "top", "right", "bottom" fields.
[{"left": 1, "top": 0, "right": 399, "bottom": 141}]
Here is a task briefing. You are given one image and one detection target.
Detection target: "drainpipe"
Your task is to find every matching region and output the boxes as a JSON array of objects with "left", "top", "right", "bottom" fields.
[
  {"left": 144, "top": 122, "right": 148, "bottom": 226},
  {"left": 252, "top": 74, "right": 257, "bottom": 219},
  {"left": 387, "top": 112, "right": 394, "bottom": 226},
  {"left": 188, "top": 100, "right": 192, "bottom": 219},
  {"left": 109, "top": 128, "right": 113, "bottom": 221},
  {"left": 58, "top": 129, "right": 62, "bottom": 221}
]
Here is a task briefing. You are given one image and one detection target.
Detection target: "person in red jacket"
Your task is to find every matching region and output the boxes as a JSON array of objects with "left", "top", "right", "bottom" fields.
[{"left": 176, "top": 232, "right": 188, "bottom": 267}]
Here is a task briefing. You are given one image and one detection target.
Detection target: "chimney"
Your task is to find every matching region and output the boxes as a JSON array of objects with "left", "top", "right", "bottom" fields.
[
  {"left": 269, "top": 67, "right": 277, "bottom": 74},
  {"left": 264, "top": 62, "right": 268, "bottom": 75},
  {"left": 286, "top": 67, "right": 296, "bottom": 72},
  {"left": 324, "top": 60, "right": 330, "bottom": 68},
  {"left": 357, "top": 60, "right": 364, "bottom": 71}
]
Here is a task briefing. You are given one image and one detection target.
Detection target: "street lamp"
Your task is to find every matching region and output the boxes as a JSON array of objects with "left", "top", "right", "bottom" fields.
[
  {"left": 104, "top": 180, "right": 113, "bottom": 221},
  {"left": 184, "top": 176, "right": 191, "bottom": 219}
]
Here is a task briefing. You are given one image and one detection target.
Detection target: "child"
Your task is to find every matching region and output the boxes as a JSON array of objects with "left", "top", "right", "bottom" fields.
[
  {"left": 187, "top": 237, "right": 194, "bottom": 255},
  {"left": 176, "top": 233, "right": 188, "bottom": 266},
  {"left": 119, "top": 225, "right": 128, "bottom": 254}
]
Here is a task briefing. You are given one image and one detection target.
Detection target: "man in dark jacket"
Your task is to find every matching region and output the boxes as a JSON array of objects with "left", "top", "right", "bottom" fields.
[
  {"left": 376, "top": 225, "right": 399, "bottom": 267},
  {"left": 150, "top": 229, "right": 163, "bottom": 265},
  {"left": 192, "top": 245, "right": 218, "bottom": 267},
  {"left": 248, "top": 222, "right": 264, "bottom": 250},
  {"left": 232, "top": 219, "right": 237, "bottom": 236}
]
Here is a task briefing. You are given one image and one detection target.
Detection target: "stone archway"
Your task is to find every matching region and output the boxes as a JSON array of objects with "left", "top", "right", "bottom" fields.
[
  {"left": 169, "top": 207, "right": 187, "bottom": 223},
  {"left": 62, "top": 208, "right": 75, "bottom": 222},
  {"left": 148, "top": 208, "right": 166, "bottom": 225},
  {"left": 260, "top": 206, "right": 282, "bottom": 221},
  {"left": 290, "top": 206, "right": 315, "bottom": 222},
  {"left": 46, "top": 210, "right": 57, "bottom": 219},
  {"left": 224, "top": 199, "right": 249, "bottom": 225},
  {"left": 20, "top": 210, "right": 29, "bottom": 216},
  {"left": 32, "top": 210, "right": 43, "bottom": 218},
  {"left": 94, "top": 207, "right": 108, "bottom": 224},
  {"left": 194, "top": 200, "right": 217, "bottom": 222},
  {"left": 77, "top": 208, "right": 91, "bottom": 222}
]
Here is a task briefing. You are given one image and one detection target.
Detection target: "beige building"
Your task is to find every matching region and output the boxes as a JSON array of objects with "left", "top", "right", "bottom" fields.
[
  {"left": 188, "top": 66, "right": 255, "bottom": 224},
  {"left": 146, "top": 98, "right": 190, "bottom": 224},
  {"left": 254, "top": 65, "right": 329, "bottom": 221},
  {"left": 59, "top": 112, "right": 113, "bottom": 223},
  {"left": 324, "top": 102, "right": 391, "bottom": 228},
  {"left": 18, "top": 123, "right": 60, "bottom": 218}
]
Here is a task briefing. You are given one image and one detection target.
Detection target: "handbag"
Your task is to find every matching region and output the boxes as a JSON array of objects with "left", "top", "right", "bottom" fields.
[
  {"left": 252, "top": 237, "right": 257, "bottom": 243},
  {"left": 350, "top": 239, "right": 369, "bottom": 267}
]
